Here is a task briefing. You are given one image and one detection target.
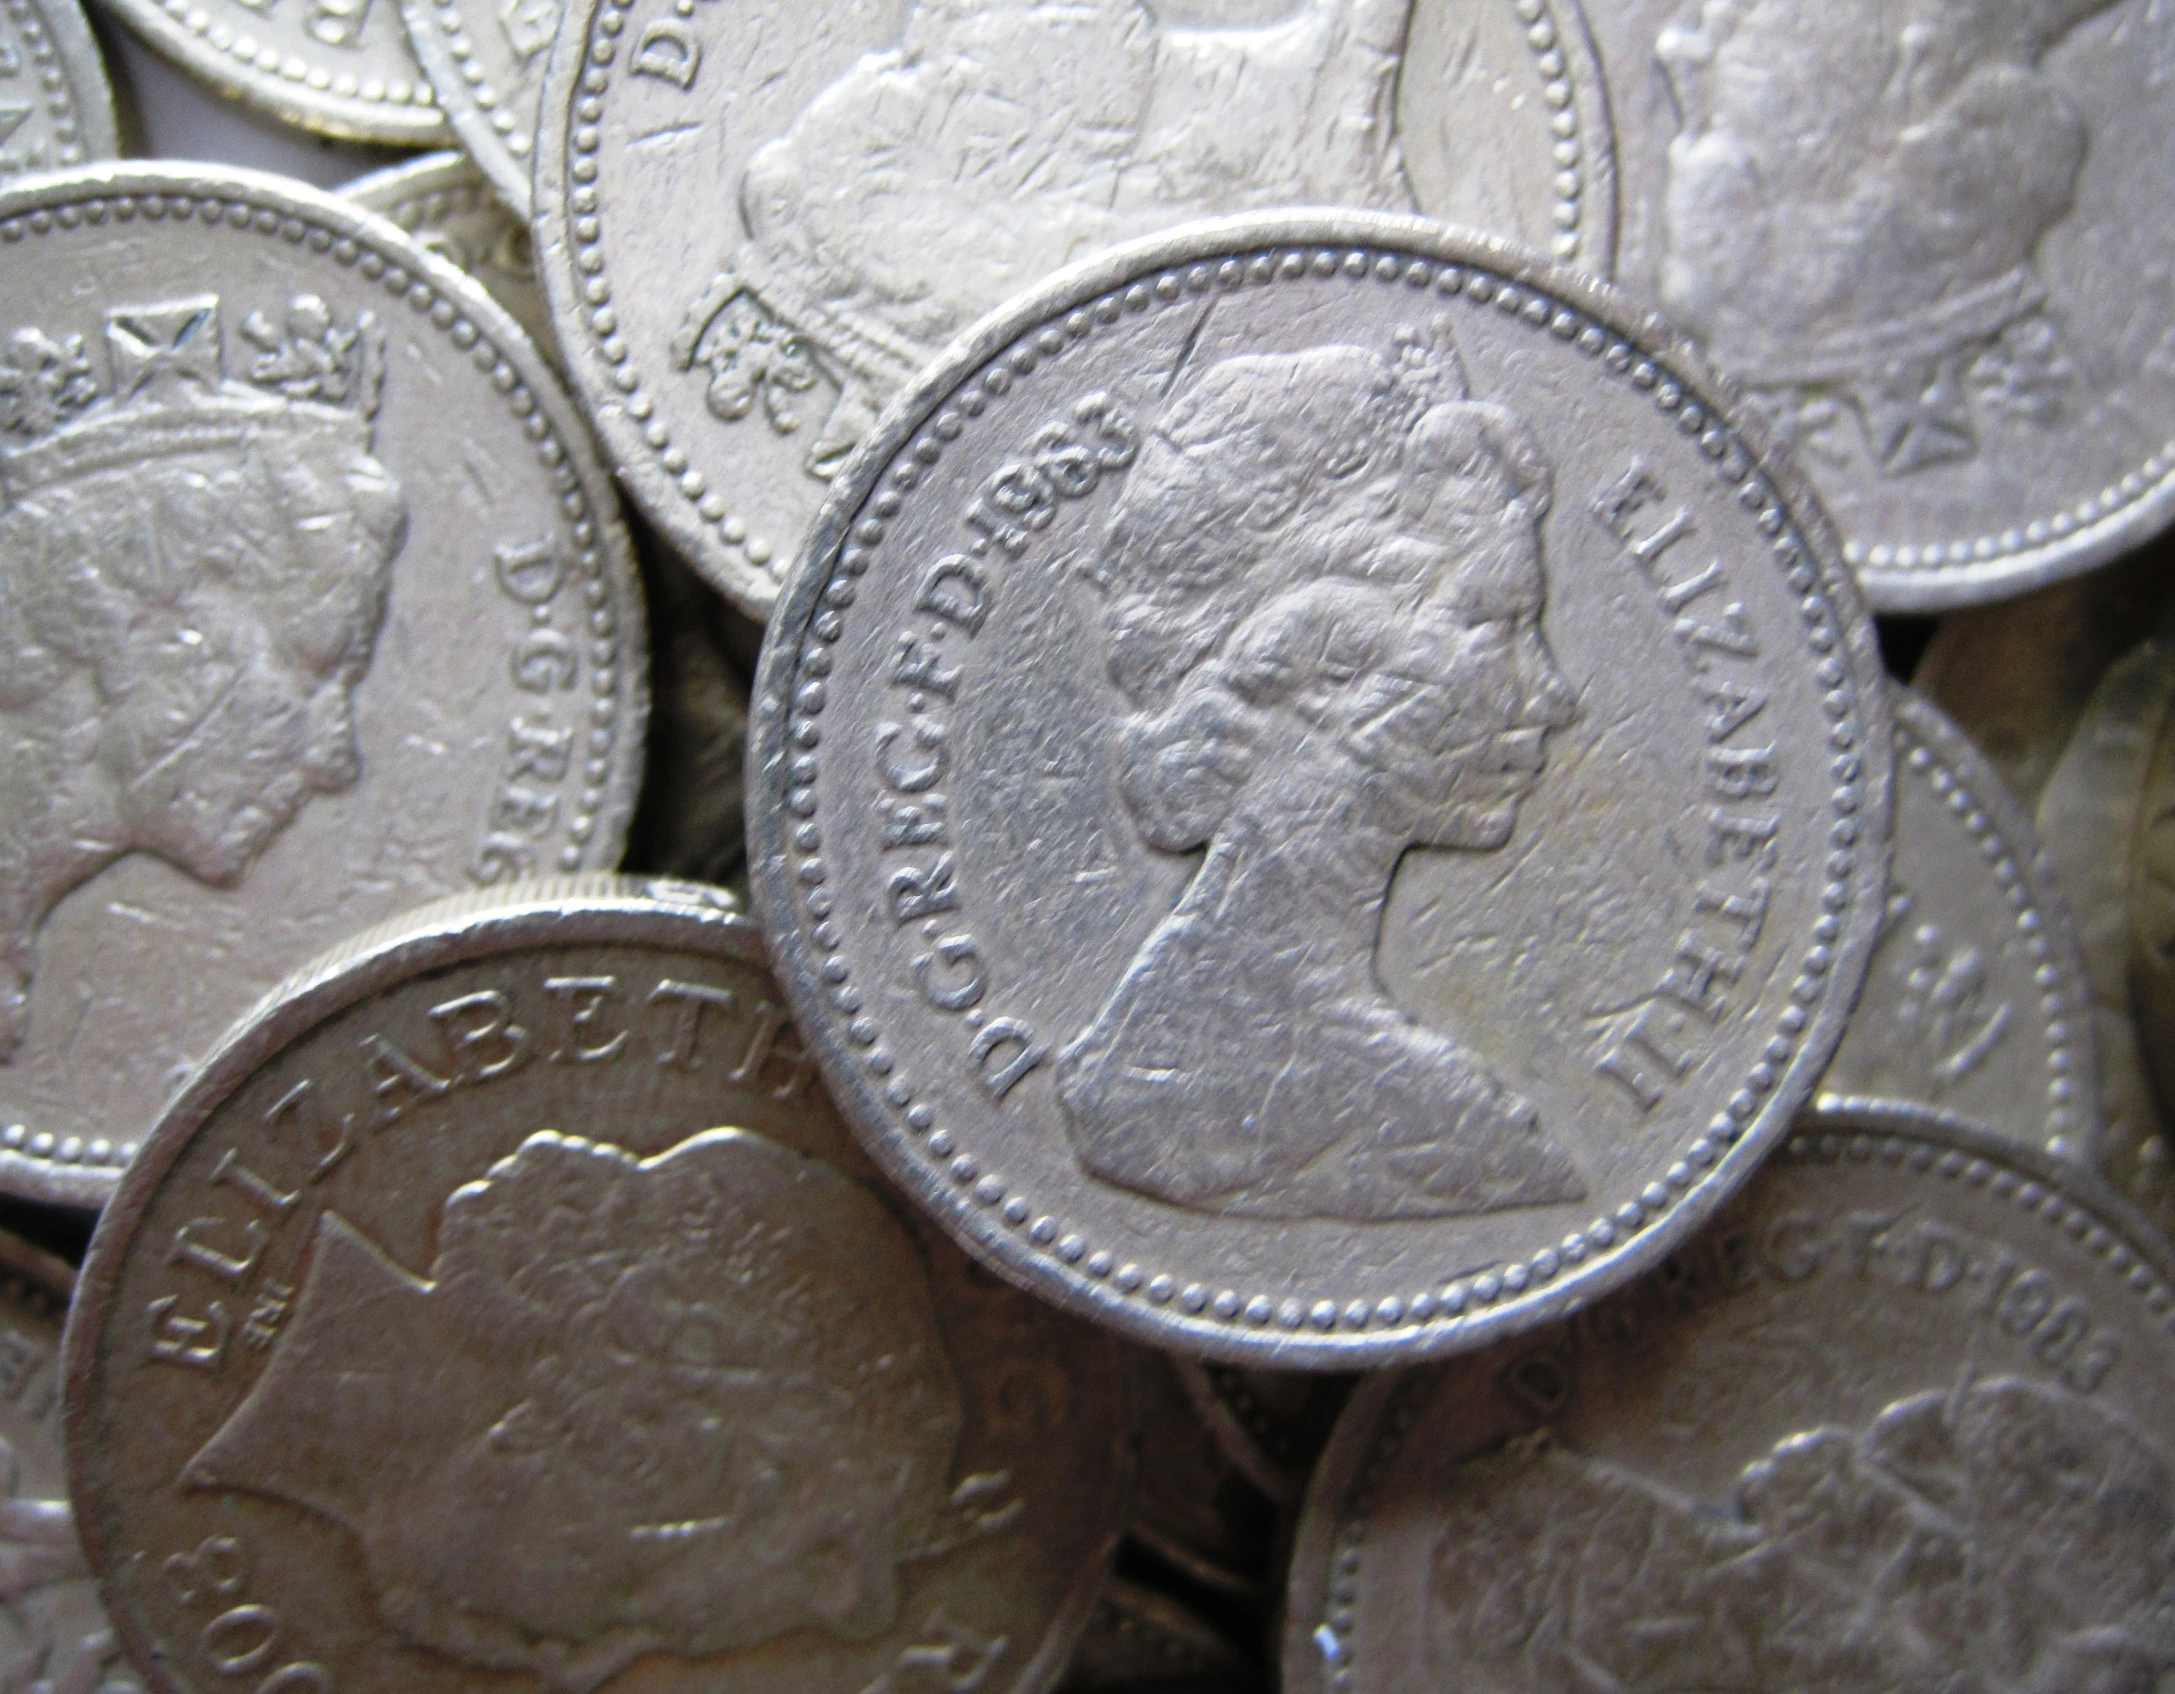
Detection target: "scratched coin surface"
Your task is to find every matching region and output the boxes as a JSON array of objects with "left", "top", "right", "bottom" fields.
[
  {"left": 533, "top": 0, "right": 1618, "bottom": 617},
  {"left": 1588, "top": 0, "right": 2175, "bottom": 611},
  {"left": 345, "top": 151, "right": 551, "bottom": 353},
  {"left": 0, "top": 1232, "right": 141, "bottom": 1694},
  {"left": 0, "top": 164, "right": 646, "bottom": 1210},
  {"left": 399, "top": 0, "right": 556, "bottom": 214},
  {"left": 1816, "top": 688, "right": 2100, "bottom": 1160},
  {"left": 1283, "top": 1105, "right": 2175, "bottom": 1693},
  {"left": 748, "top": 213, "right": 1892, "bottom": 1367},
  {"left": 0, "top": 0, "right": 115, "bottom": 180},
  {"left": 65, "top": 880, "right": 1131, "bottom": 1694}
]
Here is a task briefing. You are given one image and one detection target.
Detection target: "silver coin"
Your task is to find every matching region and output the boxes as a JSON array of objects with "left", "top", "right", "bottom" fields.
[
  {"left": 1283, "top": 1104, "right": 2175, "bottom": 1693},
  {"left": 0, "top": 1231, "right": 141, "bottom": 1694},
  {"left": 0, "top": 163, "right": 646, "bottom": 1209},
  {"left": 748, "top": 212, "right": 1892, "bottom": 1367},
  {"left": 399, "top": 0, "right": 554, "bottom": 214},
  {"left": 1816, "top": 687, "right": 2100, "bottom": 1160},
  {"left": 533, "top": 0, "right": 1618, "bottom": 618},
  {"left": 95, "top": 0, "right": 446, "bottom": 142},
  {"left": 344, "top": 150, "right": 553, "bottom": 356},
  {"left": 1170, "top": 1362, "right": 1353, "bottom": 1504},
  {"left": 1129, "top": 1353, "right": 1277, "bottom": 1598},
  {"left": 0, "top": 0, "right": 116, "bottom": 178},
  {"left": 65, "top": 878, "right": 1132, "bottom": 1694},
  {"left": 1588, "top": 0, "right": 2175, "bottom": 612}
]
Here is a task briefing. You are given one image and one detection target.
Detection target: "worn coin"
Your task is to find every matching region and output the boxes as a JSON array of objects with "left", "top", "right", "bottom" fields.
[
  {"left": 65, "top": 878, "right": 1132, "bottom": 1694},
  {"left": 399, "top": 0, "right": 552, "bottom": 214},
  {"left": 0, "top": 0, "right": 115, "bottom": 179},
  {"left": 344, "top": 150, "right": 551, "bottom": 354},
  {"left": 94, "top": 0, "right": 446, "bottom": 142},
  {"left": 0, "top": 163, "right": 646, "bottom": 1209},
  {"left": 749, "top": 212, "right": 1892, "bottom": 1367},
  {"left": 1283, "top": 1104, "right": 2175, "bottom": 1693},
  {"left": 0, "top": 1230, "right": 141, "bottom": 1694},
  {"left": 1128, "top": 1354, "right": 1277, "bottom": 1599},
  {"left": 533, "top": 0, "right": 1618, "bottom": 618},
  {"left": 1587, "top": 0, "right": 2175, "bottom": 611},
  {"left": 1816, "top": 688, "right": 2099, "bottom": 1159},
  {"left": 1171, "top": 1363, "right": 1353, "bottom": 1505}
]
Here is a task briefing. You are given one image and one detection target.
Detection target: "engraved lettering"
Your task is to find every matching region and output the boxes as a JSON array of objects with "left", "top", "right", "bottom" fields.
[
  {"left": 1693, "top": 877, "right": 1772, "bottom": 950},
  {"left": 545, "top": 976, "right": 628, "bottom": 1062},
  {"left": 969, "top": 1019, "right": 1045, "bottom": 1100},
  {"left": 1656, "top": 556, "right": 1723, "bottom": 613},
  {"left": 878, "top": 721, "right": 947, "bottom": 792},
  {"left": 1696, "top": 676, "right": 1767, "bottom": 743},
  {"left": 201, "top": 1604, "right": 280, "bottom": 1674},
  {"left": 1593, "top": 1000, "right": 1695, "bottom": 1112},
  {"left": 490, "top": 785, "right": 559, "bottom": 837},
  {"left": 358, "top": 1032, "right": 452, "bottom": 1121},
  {"left": 512, "top": 626, "right": 578, "bottom": 692},
  {"left": 865, "top": 1609, "right": 1010, "bottom": 1694},
  {"left": 725, "top": 1000, "right": 816, "bottom": 1097},
  {"left": 889, "top": 855, "right": 959, "bottom": 925},
  {"left": 915, "top": 936, "right": 988, "bottom": 1012},
  {"left": 1706, "top": 745, "right": 1778, "bottom": 799},
  {"left": 1674, "top": 603, "right": 1760, "bottom": 664},
  {"left": 630, "top": 20, "right": 698, "bottom": 87},
  {"left": 893, "top": 633, "right": 962, "bottom": 700},
  {"left": 1763, "top": 1213, "right": 1824, "bottom": 1281},
  {"left": 1707, "top": 811, "right": 1780, "bottom": 870},
  {"left": 170, "top": 1217, "right": 267, "bottom": 1288},
  {"left": 164, "top": 1536, "right": 246, "bottom": 1607},
  {"left": 1843, "top": 1211, "right": 1897, "bottom": 1278},
  {"left": 493, "top": 537, "right": 562, "bottom": 604},
  {"left": 147, "top": 1295, "right": 228, "bottom": 1370},
  {"left": 429, "top": 990, "right": 533, "bottom": 1083},
  {"left": 1656, "top": 932, "right": 1741, "bottom": 1021},
  {"left": 304, "top": 0, "right": 372, "bottom": 48},
  {"left": 211, "top": 1149, "right": 299, "bottom": 1219},
  {"left": 649, "top": 978, "right": 735, "bottom": 1069},
  {"left": 1591, "top": 463, "right": 1667, "bottom": 544},
  {"left": 263, "top": 1080, "right": 356, "bottom": 1181},
  {"left": 915, "top": 557, "right": 990, "bottom": 635},
  {"left": 877, "top": 794, "right": 948, "bottom": 849},
  {"left": 239, "top": 1281, "right": 295, "bottom": 1351},
  {"left": 505, "top": 718, "right": 574, "bottom": 782}
]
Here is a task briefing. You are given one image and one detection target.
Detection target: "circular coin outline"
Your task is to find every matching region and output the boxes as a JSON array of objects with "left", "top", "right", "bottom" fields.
[
  {"left": 398, "top": 0, "right": 545, "bottom": 215},
  {"left": 1279, "top": 1099, "right": 2175, "bottom": 1693},
  {"left": 5, "top": 0, "right": 118, "bottom": 176},
  {"left": 0, "top": 161, "right": 648, "bottom": 1210},
  {"left": 749, "top": 209, "right": 1894, "bottom": 1370}
]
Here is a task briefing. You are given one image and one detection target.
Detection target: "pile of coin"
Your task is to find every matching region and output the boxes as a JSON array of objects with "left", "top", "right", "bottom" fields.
[{"left": 1, "top": 0, "right": 2172, "bottom": 1688}]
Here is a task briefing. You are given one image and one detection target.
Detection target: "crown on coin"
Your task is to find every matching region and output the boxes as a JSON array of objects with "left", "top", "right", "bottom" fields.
[{"left": 0, "top": 294, "right": 385, "bottom": 500}]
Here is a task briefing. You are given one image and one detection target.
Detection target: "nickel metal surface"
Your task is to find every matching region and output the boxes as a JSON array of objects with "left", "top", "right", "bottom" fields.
[
  {"left": 344, "top": 149, "right": 552, "bottom": 353},
  {"left": 0, "top": 0, "right": 115, "bottom": 179},
  {"left": 748, "top": 211, "right": 1893, "bottom": 1368},
  {"left": 0, "top": 163, "right": 647, "bottom": 1209},
  {"left": 65, "top": 879, "right": 1131, "bottom": 1694},
  {"left": 1283, "top": 1105, "right": 2175, "bottom": 1692},
  {"left": 398, "top": 0, "right": 556, "bottom": 214},
  {"left": 533, "top": 0, "right": 1618, "bottom": 619},
  {"left": 1587, "top": 0, "right": 2175, "bottom": 611}
]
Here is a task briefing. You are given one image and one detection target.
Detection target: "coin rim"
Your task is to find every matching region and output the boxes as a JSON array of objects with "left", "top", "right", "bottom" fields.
[
  {"left": 19, "top": 0, "right": 118, "bottom": 169},
  {"left": 398, "top": 0, "right": 533, "bottom": 216},
  {"left": 0, "top": 161, "right": 649, "bottom": 1210},
  {"left": 747, "top": 207, "right": 1894, "bottom": 1370},
  {"left": 1277, "top": 1098, "right": 2175, "bottom": 1692}
]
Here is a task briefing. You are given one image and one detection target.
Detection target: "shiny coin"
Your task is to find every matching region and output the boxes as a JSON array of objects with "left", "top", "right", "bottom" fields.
[
  {"left": 1588, "top": 0, "right": 2175, "bottom": 610},
  {"left": 1283, "top": 1104, "right": 2175, "bottom": 1693},
  {"left": 0, "top": 0, "right": 115, "bottom": 179},
  {"left": 1817, "top": 688, "right": 2100, "bottom": 1160},
  {"left": 749, "top": 213, "right": 1892, "bottom": 1367},
  {"left": 533, "top": 0, "right": 1619, "bottom": 618},
  {"left": 345, "top": 150, "right": 552, "bottom": 354},
  {"left": 0, "top": 164, "right": 646, "bottom": 1209},
  {"left": 65, "top": 879, "right": 1131, "bottom": 1694},
  {"left": 400, "top": 0, "right": 554, "bottom": 214}
]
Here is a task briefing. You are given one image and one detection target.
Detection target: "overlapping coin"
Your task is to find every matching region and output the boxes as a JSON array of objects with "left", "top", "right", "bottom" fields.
[
  {"left": 399, "top": 0, "right": 557, "bottom": 214},
  {"left": 750, "top": 212, "right": 1892, "bottom": 1366},
  {"left": 0, "top": 0, "right": 114, "bottom": 179},
  {"left": 0, "top": 163, "right": 646, "bottom": 1208},
  {"left": 345, "top": 151, "right": 551, "bottom": 353},
  {"left": 64, "top": 879, "right": 1132, "bottom": 1694}
]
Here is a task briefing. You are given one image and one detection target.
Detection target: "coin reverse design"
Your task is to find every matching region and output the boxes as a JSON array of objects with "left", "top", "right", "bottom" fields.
[{"left": 750, "top": 213, "right": 1892, "bottom": 1367}]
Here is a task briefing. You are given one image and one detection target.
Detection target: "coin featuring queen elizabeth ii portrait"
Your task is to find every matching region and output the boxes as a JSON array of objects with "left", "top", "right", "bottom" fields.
[{"left": 748, "top": 212, "right": 1892, "bottom": 1368}]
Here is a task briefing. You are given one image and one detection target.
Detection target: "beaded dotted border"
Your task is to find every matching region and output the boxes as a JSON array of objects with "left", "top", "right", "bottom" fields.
[
  {"left": 1308, "top": 1120, "right": 2175, "bottom": 1692},
  {"left": 134, "top": 0, "right": 438, "bottom": 119},
  {"left": 408, "top": 0, "right": 541, "bottom": 206},
  {"left": 774, "top": 244, "right": 1875, "bottom": 1347},
  {"left": 559, "top": 0, "right": 1605, "bottom": 603},
  {"left": 0, "top": 184, "right": 630, "bottom": 1179},
  {"left": 0, "top": 0, "right": 87, "bottom": 171}
]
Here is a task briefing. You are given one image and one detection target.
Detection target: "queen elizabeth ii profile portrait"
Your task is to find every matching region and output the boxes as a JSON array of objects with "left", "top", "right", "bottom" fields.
[
  {"left": 1055, "top": 321, "right": 1589, "bottom": 1223},
  {"left": 0, "top": 294, "right": 402, "bottom": 1063}
]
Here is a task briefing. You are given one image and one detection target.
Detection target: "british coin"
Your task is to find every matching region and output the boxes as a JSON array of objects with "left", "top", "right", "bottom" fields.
[
  {"left": 1171, "top": 1363, "right": 1353, "bottom": 1504},
  {"left": 1058, "top": 1578, "right": 1256, "bottom": 1694},
  {"left": 95, "top": 0, "right": 446, "bottom": 142},
  {"left": 1815, "top": 688, "right": 2099, "bottom": 1160},
  {"left": 1283, "top": 1104, "right": 2175, "bottom": 1693},
  {"left": 532, "top": 0, "right": 1619, "bottom": 618},
  {"left": 0, "top": 1230, "right": 142, "bottom": 1694},
  {"left": 399, "top": 0, "right": 553, "bottom": 214},
  {"left": 1586, "top": 0, "right": 2175, "bottom": 611},
  {"left": 748, "top": 212, "right": 1892, "bottom": 1368},
  {"left": 65, "top": 879, "right": 1132, "bottom": 1694},
  {"left": 0, "top": 0, "right": 116, "bottom": 179},
  {"left": 344, "top": 150, "right": 551, "bottom": 353},
  {"left": 0, "top": 163, "right": 646, "bottom": 1210}
]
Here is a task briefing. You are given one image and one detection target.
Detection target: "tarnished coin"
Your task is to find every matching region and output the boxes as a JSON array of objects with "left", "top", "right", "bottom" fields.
[
  {"left": 1283, "top": 1105, "right": 2175, "bottom": 1693},
  {"left": 1058, "top": 1578, "right": 1255, "bottom": 1694},
  {"left": 0, "top": 1231, "right": 141, "bottom": 1694},
  {"left": 1171, "top": 1363, "right": 1353, "bottom": 1504},
  {"left": 533, "top": 0, "right": 1618, "bottom": 617},
  {"left": 344, "top": 151, "right": 551, "bottom": 354},
  {"left": 399, "top": 0, "right": 553, "bottom": 214},
  {"left": 0, "top": 0, "right": 116, "bottom": 179},
  {"left": 1587, "top": 0, "right": 2175, "bottom": 611},
  {"left": 65, "top": 879, "right": 1131, "bottom": 1694},
  {"left": 94, "top": 0, "right": 446, "bottom": 142},
  {"left": 0, "top": 164, "right": 646, "bottom": 1209},
  {"left": 749, "top": 213, "right": 1891, "bottom": 1367},
  {"left": 1816, "top": 688, "right": 2100, "bottom": 1159},
  {"left": 1129, "top": 1354, "right": 1277, "bottom": 1599}
]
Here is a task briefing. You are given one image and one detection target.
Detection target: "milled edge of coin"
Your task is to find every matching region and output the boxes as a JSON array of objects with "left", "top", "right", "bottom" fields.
[
  {"left": 88, "top": 0, "right": 448, "bottom": 143},
  {"left": 748, "top": 208, "right": 1894, "bottom": 1370},
  {"left": 0, "top": 161, "right": 649, "bottom": 1213},
  {"left": 1277, "top": 1097, "right": 2175, "bottom": 1693},
  {"left": 18, "top": 0, "right": 118, "bottom": 169},
  {"left": 398, "top": 0, "right": 533, "bottom": 216},
  {"left": 1815, "top": 687, "right": 2104, "bottom": 1162},
  {"left": 62, "top": 871, "right": 1123, "bottom": 1694}
]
